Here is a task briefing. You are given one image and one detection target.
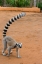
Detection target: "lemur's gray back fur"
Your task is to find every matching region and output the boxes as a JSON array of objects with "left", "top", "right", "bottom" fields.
[{"left": 3, "top": 12, "right": 26, "bottom": 38}]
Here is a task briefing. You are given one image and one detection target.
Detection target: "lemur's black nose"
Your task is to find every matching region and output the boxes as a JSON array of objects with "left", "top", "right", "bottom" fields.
[{"left": 20, "top": 46, "right": 22, "bottom": 48}]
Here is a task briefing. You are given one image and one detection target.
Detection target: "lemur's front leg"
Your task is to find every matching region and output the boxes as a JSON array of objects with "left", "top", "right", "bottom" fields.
[{"left": 16, "top": 48, "right": 21, "bottom": 58}]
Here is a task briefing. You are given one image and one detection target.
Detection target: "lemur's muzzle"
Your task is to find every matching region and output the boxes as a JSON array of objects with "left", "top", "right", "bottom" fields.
[
  {"left": 19, "top": 43, "right": 22, "bottom": 48},
  {"left": 16, "top": 43, "right": 22, "bottom": 48}
]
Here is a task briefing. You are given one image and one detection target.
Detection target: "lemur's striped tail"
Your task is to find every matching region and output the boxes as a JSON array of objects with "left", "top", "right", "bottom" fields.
[{"left": 3, "top": 12, "right": 26, "bottom": 38}]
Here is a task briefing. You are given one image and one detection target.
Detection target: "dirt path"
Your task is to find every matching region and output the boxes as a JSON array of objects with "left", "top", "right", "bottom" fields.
[{"left": 0, "top": 11, "right": 42, "bottom": 64}]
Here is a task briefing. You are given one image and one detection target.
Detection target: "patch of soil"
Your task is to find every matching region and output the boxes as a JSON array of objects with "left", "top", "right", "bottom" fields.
[{"left": 0, "top": 11, "right": 42, "bottom": 64}]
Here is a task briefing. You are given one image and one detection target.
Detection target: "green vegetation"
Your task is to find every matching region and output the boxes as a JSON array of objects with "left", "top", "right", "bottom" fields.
[
  {"left": 0, "top": 0, "right": 30, "bottom": 7},
  {"left": 6, "top": 0, "right": 30, "bottom": 7},
  {"left": 37, "top": 2, "right": 42, "bottom": 10},
  {"left": 15, "top": 0, "right": 30, "bottom": 7},
  {"left": 6, "top": 0, "right": 16, "bottom": 7},
  {"left": 0, "top": 0, "right": 3, "bottom": 6}
]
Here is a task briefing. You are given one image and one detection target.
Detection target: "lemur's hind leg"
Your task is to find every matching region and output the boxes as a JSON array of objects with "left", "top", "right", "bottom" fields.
[
  {"left": 7, "top": 46, "right": 12, "bottom": 56},
  {"left": 2, "top": 40, "right": 7, "bottom": 56},
  {"left": 7, "top": 48, "right": 11, "bottom": 56}
]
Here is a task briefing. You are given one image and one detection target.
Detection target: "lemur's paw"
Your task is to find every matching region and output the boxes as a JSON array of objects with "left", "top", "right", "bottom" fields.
[
  {"left": 17, "top": 56, "right": 21, "bottom": 58},
  {"left": 2, "top": 53, "right": 6, "bottom": 56}
]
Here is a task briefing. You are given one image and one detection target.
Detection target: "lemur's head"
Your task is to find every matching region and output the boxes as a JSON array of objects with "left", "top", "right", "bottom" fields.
[{"left": 16, "top": 43, "right": 22, "bottom": 48}]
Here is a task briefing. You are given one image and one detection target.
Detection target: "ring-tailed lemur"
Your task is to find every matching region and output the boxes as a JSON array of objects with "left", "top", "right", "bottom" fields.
[{"left": 2, "top": 12, "right": 26, "bottom": 58}]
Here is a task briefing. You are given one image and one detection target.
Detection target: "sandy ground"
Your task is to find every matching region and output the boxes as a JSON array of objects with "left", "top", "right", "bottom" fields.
[{"left": 0, "top": 11, "right": 42, "bottom": 64}]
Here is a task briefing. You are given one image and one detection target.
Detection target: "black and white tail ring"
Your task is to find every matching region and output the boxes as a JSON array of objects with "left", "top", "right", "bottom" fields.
[{"left": 3, "top": 12, "right": 26, "bottom": 37}]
